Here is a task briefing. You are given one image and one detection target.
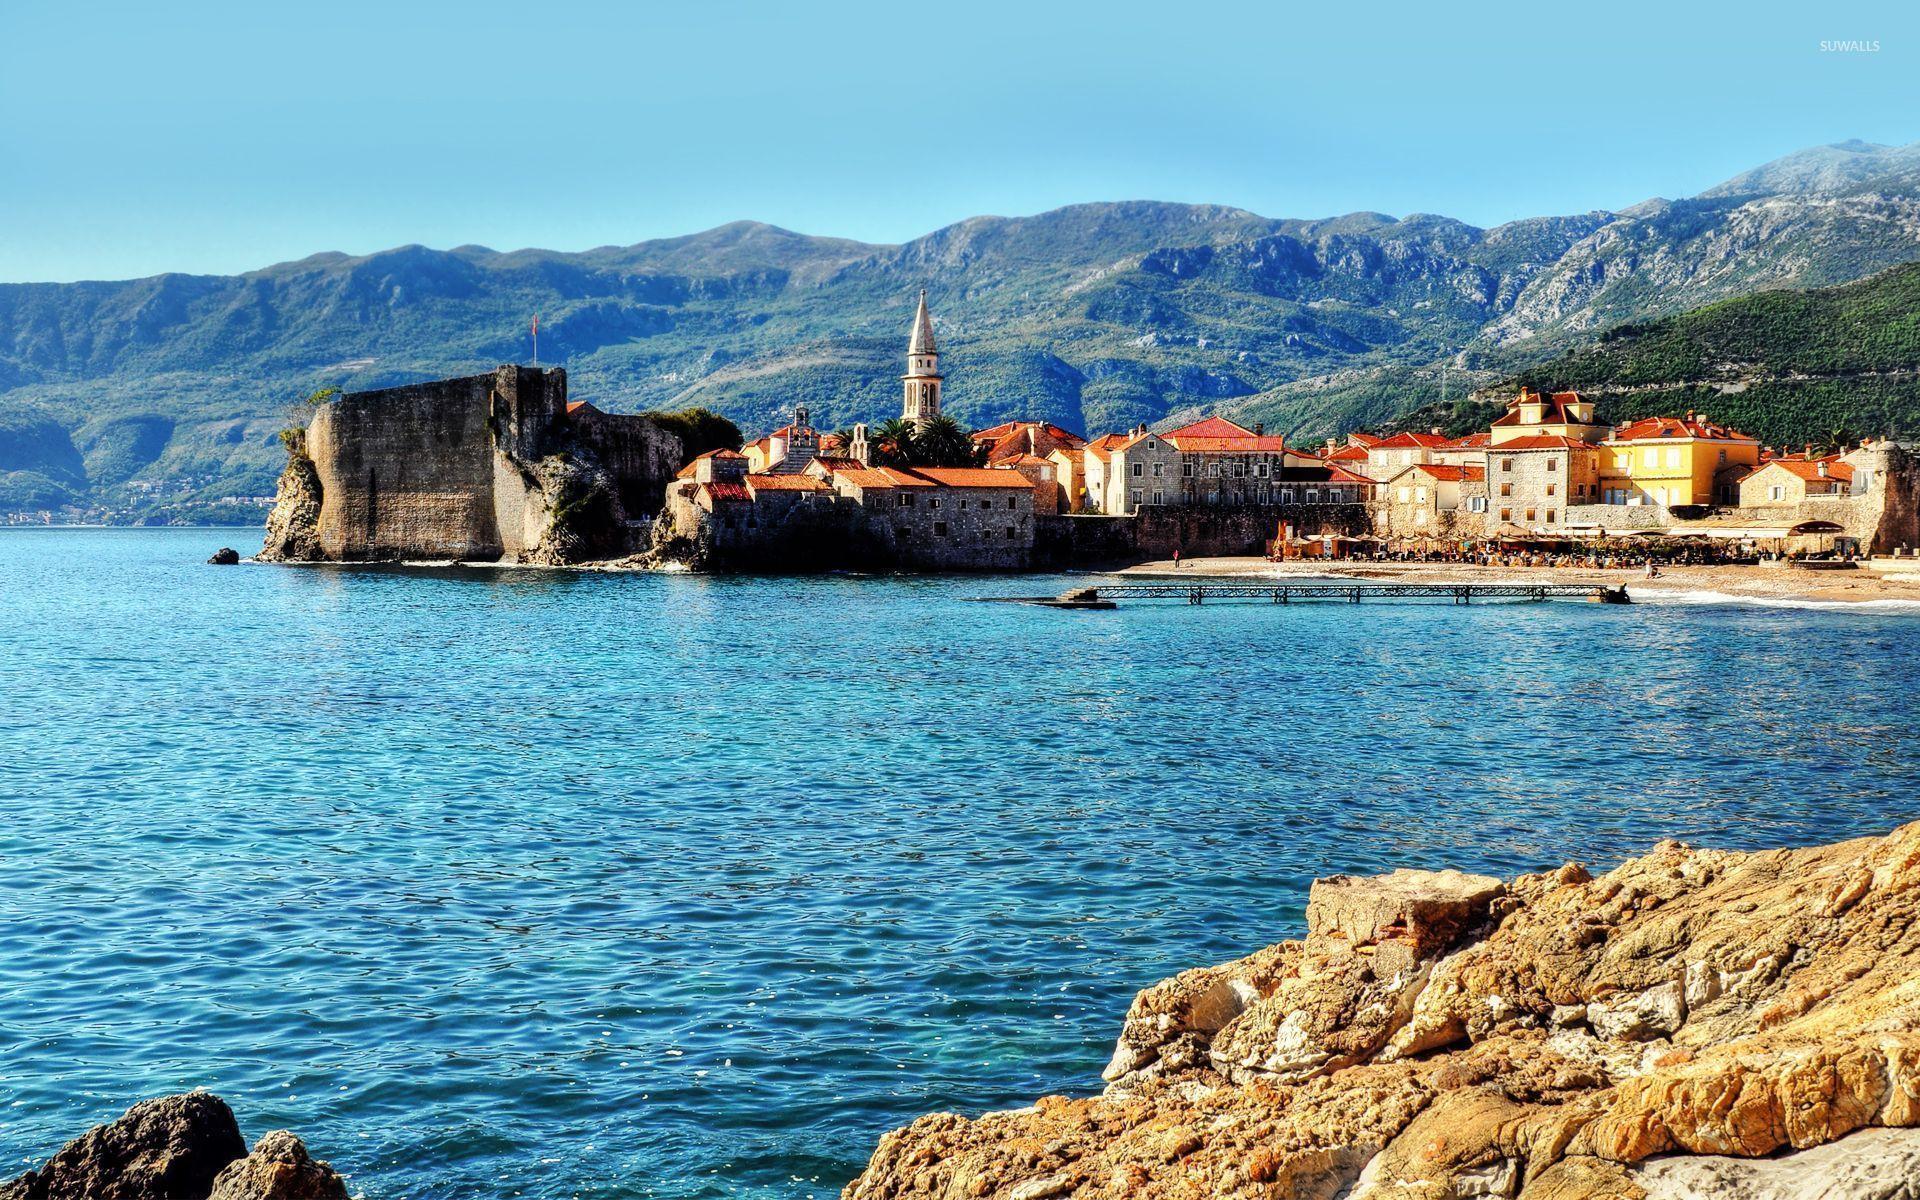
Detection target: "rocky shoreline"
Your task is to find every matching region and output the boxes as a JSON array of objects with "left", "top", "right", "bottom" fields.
[
  {"left": 843, "top": 824, "right": 1920, "bottom": 1198},
  {"left": 2, "top": 1094, "right": 348, "bottom": 1200}
]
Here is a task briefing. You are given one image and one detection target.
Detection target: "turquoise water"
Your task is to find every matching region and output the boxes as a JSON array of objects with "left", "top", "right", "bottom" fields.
[{"left": 2, "top": 527, "right": 1917, "bottom": 1198}]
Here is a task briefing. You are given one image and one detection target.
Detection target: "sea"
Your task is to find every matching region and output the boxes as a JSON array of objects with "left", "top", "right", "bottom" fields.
[{"left": 2, "top": 527, "right": 1917, "bottom": 1199}]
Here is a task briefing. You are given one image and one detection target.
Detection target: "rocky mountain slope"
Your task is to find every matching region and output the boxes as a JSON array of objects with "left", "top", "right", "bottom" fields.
[
  {"left": 845, "top": 821, "right": 1920, "bottom": 1199},
  {"left": 5, "top": 140, "right": 1920, "bottom": 519}
]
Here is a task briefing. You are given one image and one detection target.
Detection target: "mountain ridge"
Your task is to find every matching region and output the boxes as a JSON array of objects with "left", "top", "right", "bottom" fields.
[{"left": 5, "top": 139, "right": 1920, "bottom": 521}]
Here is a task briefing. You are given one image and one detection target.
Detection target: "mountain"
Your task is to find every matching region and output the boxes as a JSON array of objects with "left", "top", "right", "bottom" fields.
[
  {"left": 1486, "top": 259, "right": 1920, "bottom": 448},
  {"left": 5, "top": 141, "right": 1920, "bottom": 520}
]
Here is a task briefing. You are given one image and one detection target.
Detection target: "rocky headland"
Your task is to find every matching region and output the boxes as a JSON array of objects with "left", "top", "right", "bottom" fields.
[
  {"left": 844, "top": 823, "right": 1920, "bottom": 1199},
  {"left": 2, "top": 1093, "right": 348, "bottom": 1200}
]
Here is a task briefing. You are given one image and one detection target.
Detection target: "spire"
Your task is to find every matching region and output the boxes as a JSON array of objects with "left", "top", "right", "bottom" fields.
[{"left": 908, "top": 289, "right": 937, "bottom": 356}]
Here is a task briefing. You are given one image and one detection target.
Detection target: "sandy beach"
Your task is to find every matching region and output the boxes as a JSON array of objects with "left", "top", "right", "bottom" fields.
[{"left": 1116, "top": 556, "right": 1920, "bottom": 606}]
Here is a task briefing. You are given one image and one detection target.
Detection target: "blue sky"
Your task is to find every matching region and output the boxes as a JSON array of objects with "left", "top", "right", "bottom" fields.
[{"left": 2, "top": 0, "right": 1915, "bottom": 282}]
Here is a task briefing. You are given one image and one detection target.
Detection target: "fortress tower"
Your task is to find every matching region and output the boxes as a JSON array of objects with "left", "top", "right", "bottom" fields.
[{"left": 901, "top": 290, "right": 943, "bottom": 429}]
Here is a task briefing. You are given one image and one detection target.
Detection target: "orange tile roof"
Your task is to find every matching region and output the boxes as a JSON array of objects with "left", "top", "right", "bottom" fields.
[
  {"left": 1085, "top": 433, "right": 1131, "bottom": 461},
  {"left": 1441, "top": 433, "right": 1490, "bottom": 449},
  {"left": 1372, "top": 431, "right": 1452, "bottom": 449},
  {"left": 699, "top": 481, "right": 749, "bottom": 502},
  {"left": 1408, "top": 463, "right": 1484, "bottom": 482},
  {"left": 1164, "top": 416, "right": 1257, "bottom": 439},
  {"left": 833, "top": 467, "right": 911, "bottom": 490},
  {"left": 1347, "top": 432, "right": 1385, "bottom": 448},
  {"left": 1325, "top": 444, "right": 1372, "bottom": 462},
  {"left": 744, "top": 473, "right": 831, "bottom": 492},
  {"left": 1610, "top": 415, "right": 1757, "bottom": 443},
  {"left": 1758, "top": 459, "right": 1854, "bottom": 484},
  {"left": 1493, "top": 434, "right": 1593, "bottom": 451},
  {"left": 1325, "top": 465, "right": 1379, "bottom": 485},
  {"left": 1165, "top": 434, "right": 1292, "bottom": 452},
  {"left": 565, "top": 400, "right": 597, "bottom": 416},
  {"left": 906, "top": 467, "right": 1035, "bottom": 489},
  {"left": 808, "top": 456, "right": 865, "bottom": 473}
]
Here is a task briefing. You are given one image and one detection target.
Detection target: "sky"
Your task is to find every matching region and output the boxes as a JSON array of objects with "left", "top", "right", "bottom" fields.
[{"left": 2, "top": 0, "right": 1917, "bottom": 283}]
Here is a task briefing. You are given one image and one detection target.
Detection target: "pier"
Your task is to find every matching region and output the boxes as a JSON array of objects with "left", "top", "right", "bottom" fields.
[{"left": 1029, "top": 582, "right": 1631, "bottom": 608}]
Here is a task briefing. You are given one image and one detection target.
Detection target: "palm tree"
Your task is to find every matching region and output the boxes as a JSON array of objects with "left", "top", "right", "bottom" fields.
[
  {"left": 911, "top": 415, "right": 982, "bottom": 468},
  {"left": 872, "top": 417, "right": 920, "bottom": 467}
]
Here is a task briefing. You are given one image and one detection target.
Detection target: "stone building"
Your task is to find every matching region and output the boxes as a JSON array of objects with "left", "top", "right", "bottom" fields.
[
  {"left": 1489, "top": 388, "right": 1608, "bottom": 445},
  {"left": 1486, "top": 435, "right": 1600, "bottom": 531},
  {"left": 1739, "top": 454, "right": 1855, "bottom": 506},
  {"left": 1364, "top": 431, "right": 1452, "bottom": 481},
  {"left": 1083, "top": 417, "right": 1347, "bottom": 515},
  {"left": 1378, "top": 462, "right": 1487, "bottom": 534}
]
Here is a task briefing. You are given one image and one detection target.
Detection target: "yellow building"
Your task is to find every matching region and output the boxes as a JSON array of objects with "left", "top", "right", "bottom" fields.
[
  {"left": 1489, "top": 387, "right": 1608, "bottom": 446},
  {"left": 1599, "top": 413, "right": 1761, "bottom": 508}
]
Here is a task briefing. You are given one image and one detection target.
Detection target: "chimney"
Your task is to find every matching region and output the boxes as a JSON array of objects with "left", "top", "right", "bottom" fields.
[
  {"left": 1254, "top": 422, "right": 1265, "bottom": 437},
  {"left": 1804, "top": 443, "right": 1814, "bottom": 459},
  {"left": 1818, "top": 460, "right": 1829, "bottom": 477},
  {"left": 1431, "top": 426, "right": 1442, "bottom": 436},
  {"left": 1326, "top": 437, "right": 1338, "bottom": 455}
]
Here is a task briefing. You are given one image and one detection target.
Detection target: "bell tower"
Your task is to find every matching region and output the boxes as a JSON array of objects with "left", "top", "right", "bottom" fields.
[{"left": 902, "top": 289, "right": 943, "bottom": 429}]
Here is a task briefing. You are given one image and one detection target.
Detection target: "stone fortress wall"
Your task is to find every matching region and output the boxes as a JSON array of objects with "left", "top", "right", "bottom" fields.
[{"left": 260, "top": 366, "right": 684, "bottom": 564}]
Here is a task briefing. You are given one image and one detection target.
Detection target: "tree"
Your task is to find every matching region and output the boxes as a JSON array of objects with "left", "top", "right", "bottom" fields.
[
  {"left": 910, "top": 415, "right": 984, "bottom": 468},
  {"left": 871, "top": 417, "right": 920, "bottom": 468},
  {"left": 644, "top": 407, "right": 744, "bottom": 459},
  {"left": 279, "top": 386, "right": 339, "bottom": 452}
]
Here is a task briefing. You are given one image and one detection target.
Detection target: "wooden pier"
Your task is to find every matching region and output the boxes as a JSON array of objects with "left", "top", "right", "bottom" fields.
[{"left": 1028, "top": 582, "right": 1630, "bottom": 608}]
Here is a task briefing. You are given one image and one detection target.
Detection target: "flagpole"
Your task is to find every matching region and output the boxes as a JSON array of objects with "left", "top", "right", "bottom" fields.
[{"left": 532, "top": 315, "right": 540, "bottom": 366}]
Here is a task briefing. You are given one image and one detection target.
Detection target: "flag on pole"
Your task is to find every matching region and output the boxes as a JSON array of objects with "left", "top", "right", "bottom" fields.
[{"left": 532, "top": 314, "right": 540, "bottom": 365}]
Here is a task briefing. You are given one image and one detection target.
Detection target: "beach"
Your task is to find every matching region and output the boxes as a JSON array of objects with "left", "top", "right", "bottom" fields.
[{"left": 1118, "top": 555, "right": 1920, "bottom": 606}]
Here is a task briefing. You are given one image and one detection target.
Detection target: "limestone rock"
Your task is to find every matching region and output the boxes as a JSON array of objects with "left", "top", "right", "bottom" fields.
[
  {"left": 1, "top": 1092, "right": 247, "bottom": 1200},
  {"left": 207, "top": 1132, "right": 348, "bottom": 1200},
  {"left": 206, "top": 547, "right": 240, "bottom": 565},
  {"left": 1631, "top": 1125, "right": 1920, "bottom": 1199},
  {"left": 258, "top": 447, "right": 323, "bottom": 563},
  {"left": 845, "top": 823, "right": 1920, "bottom": 1200}
]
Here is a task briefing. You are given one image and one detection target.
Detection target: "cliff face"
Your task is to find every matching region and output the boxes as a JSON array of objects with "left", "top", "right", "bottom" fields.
[
  {"left": 845, "top": 824, "right": 1920, "bottom": 1199},
  {"left": 257, "top": 366, "right": 684, "bottom": 564}
]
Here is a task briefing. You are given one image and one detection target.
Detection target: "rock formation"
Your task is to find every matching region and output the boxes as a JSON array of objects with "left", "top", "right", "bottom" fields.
[
  {"left": 2, "top": 1095, "right": 347, "bottom": 1200},
  {"left": 258, "top": 366, "right": 685, "bottom": 565},
  {"left": 844, "top": 823, "right": 1920, "bottom": 1199}
]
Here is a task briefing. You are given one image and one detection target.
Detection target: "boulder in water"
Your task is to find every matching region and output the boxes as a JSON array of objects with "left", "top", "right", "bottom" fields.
[
  {"left": 207, "top": 547, "right": 241, "bottom": 565},
  {"left": 1, "top": 1092, "right": 246, "bottom": 1200},
  {"left": 207, "top": 1131, "right": 348, "bottom": 1200}
]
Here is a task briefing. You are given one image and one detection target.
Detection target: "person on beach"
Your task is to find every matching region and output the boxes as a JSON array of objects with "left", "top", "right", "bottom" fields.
[
  {"left": 1645, "top": 559, "right": 1661, "bottom": 580},
  {"left": 1173, "top": 548, "right": 1182, "bottom": 570}
]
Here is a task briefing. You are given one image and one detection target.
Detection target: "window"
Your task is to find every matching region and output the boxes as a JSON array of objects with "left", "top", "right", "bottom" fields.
[
  {"left": 1501, "top": 459, "right": 1513, "bottom": 472},
  {"left": 1666, "top": 447, "right": 1682, "bottom": 468},
  {"left": 1256, "top": 462, "right": 1269, "bottom": 478},
  {"left": 929, "top": 498, "right": 939, "bottom": 510},
  {"left": 1644, "top": 448, "right": 1659, "bottom": 469},
  {"left": 1182, "top": 462, "right": 1193, "bottom": 477},
  {"left": 1546, "top": 458, "right": 1558, "bottom": 472},
  {"left": 1006, "top": 497, "right": 1017, "bottom": 509},
  {"left": 1414, "top": 487, "right": 1428, "bottom": 504},
  {"left": 957, "top": 499, "right": 968, "bottom": 510},
  {"left": 1131, "top": 489, "right": 1143, "bottom": 506},
  {"left": 1006, "top": 526, "right": 1016, "bottom": 539},
  {"left": 896, "top": 493, "right": 914, "bottom": 507},
  {"left": 933, "top": 522, "right": 948, "bottom": 537},
  {"left": 1208, "top": 462, "right": 1220, "bottom": 477},
  {"left": 1132, "top": 463, "right": 1142, "bottom": 477},
  {"left": 1500, "top": 508, "right": 1512, "bottom": 521},
  {"left": 1152, "top": 462, "right": 1163, "bottom": 477},
  {"left": 1500, "top": 483, "right": 1512, "bottom": 497},
  {"left": 1546, "top": 483, "right": 1556, "bottom": 497},
  {"left": 1233, "top": 462, "right": 1246, "bottom": 477},
  {"left": 1305, "top": 489, "right": 1319, "bottom": 503},
  {"left": 1770, "top": 484, "right": 1786, "bottom": 501},
  {"left": 1152, "top": 490, "right": 1163, "bottom": 505},
  {"left": 1525, "top": 508, "right": 1536, "bottom": 521},
  {"left": 1469, "top": 496, "right": 1488, "bottom": 513},
  {"left": 1281, "top": 489, "right": 1295, "bottom": 504},
  {"left": 1415, "top": 510, "right": 1429, "bottom": 525},
  {"left": 1397, "top": 486, "right": 1410, "bottom": 502}
]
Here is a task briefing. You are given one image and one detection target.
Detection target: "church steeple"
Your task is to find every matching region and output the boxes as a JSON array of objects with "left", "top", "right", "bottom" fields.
[{"left": 902, "top": 289, "right": 942, "bottom": 428}]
